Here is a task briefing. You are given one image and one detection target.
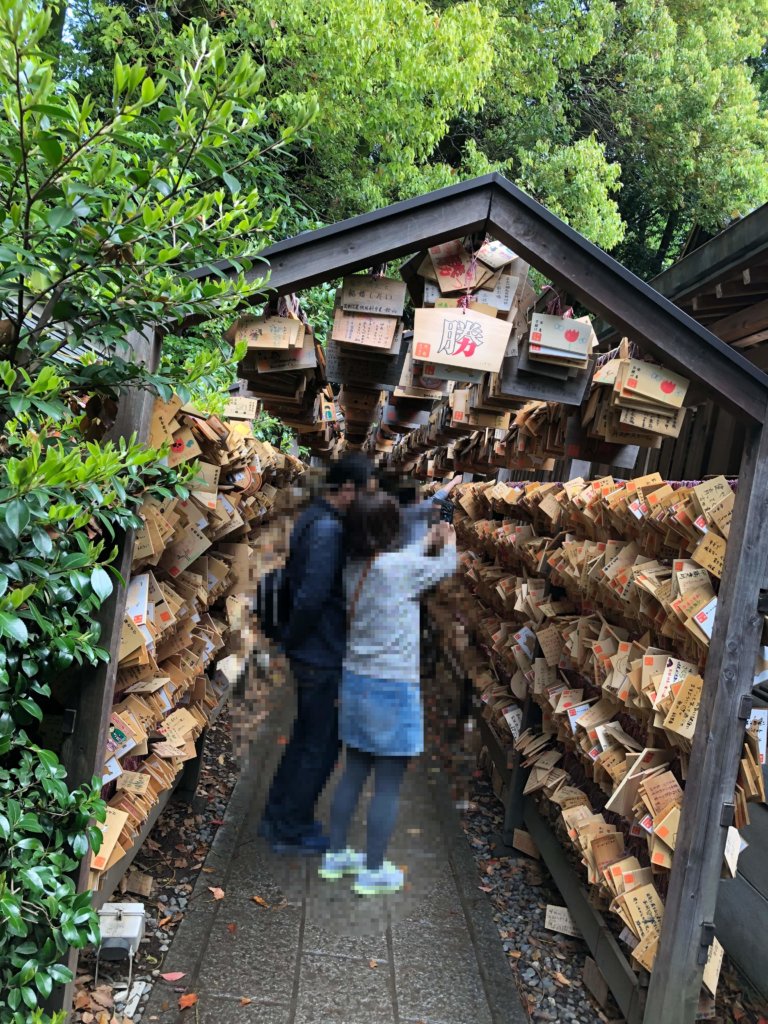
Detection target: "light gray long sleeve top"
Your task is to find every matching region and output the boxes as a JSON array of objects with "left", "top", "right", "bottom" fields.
[{"left": 344, "top": 540, "right": 458, "bottom": 683}]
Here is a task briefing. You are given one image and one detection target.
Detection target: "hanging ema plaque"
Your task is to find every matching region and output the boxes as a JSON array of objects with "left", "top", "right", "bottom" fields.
[{"left": 412, "top": 308, "right": 511, "bottom": 374}]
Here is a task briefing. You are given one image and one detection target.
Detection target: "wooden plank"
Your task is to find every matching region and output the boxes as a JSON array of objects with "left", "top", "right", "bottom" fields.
[
  {"left": 644, "top": 419, "right": 768, "bottom": 1024},
  {"left": 524, "top": 799, "right": 645, "bottom": 1024},
  {"left": 702, "top": 407, "right": 738, "bottom": 476},
  {"left": 478, "top": 714, "right": 511, "bottom": 786},
  {"left": 501, "top": 694, "right": 536, "bottom": 843},
  {"left": 59, "top": 328, "right": 158, "bottom": 798},
  {"left": 725, "top": 803, "right": 768, "bottom": 901},
  {"left": 488, "top": 185, "right": 768, "bottom": 424},
  {"left": 679, "top": 403, "right": 716, "bottom": 481},
  {"left": 732, "top": 327, "right": 768, "bottom": 349},
  {"left": 711, "top": 297, "right": 768, "bottom": 343},
  {"left": 50, "top": 329, "right": 158, "bottom": 1016},
  {"left": 668, "top": 407, "right": 696, "bottom": 480},
  {"left": 91, "top": 784, "right": 175, "bottom": 911},
  {"left": 657, "top": 436, "right": 675, "bottom": 480},
  {"left": 715, "top": 872, "right": 768, "bottom": 999}
]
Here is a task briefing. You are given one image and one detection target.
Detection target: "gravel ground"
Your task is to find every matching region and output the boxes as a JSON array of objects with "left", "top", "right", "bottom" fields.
[
  {"left": 459, "top": 770, "right": 621, "bottom": 1024},
  {"left": 72, "top": 708, "right": 239, "bottom": 1024}
]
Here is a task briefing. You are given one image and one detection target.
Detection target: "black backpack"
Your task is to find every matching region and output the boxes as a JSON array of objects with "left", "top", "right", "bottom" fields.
[{"left": 255, "top": 563, "right": 291, "bottom": 641}]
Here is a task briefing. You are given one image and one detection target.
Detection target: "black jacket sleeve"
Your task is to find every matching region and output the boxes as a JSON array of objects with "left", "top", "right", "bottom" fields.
[{"left": 282, "top": 516, "right": 344, "bottom": 650}]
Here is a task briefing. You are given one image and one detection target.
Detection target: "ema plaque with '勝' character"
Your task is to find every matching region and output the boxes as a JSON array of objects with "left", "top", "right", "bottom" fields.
[{"left": 412, "top": 307, "right": 511, "bottom": 375}]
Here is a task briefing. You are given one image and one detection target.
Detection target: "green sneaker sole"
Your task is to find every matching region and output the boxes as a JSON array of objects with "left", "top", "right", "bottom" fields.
[{"left": 353, "top": 881, "right": 404, "bottom": 896}]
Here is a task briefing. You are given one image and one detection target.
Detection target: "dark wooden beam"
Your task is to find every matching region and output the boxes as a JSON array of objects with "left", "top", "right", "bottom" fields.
[
  {"left": 644, "top": 418, "right": 768, "bottom": 1023},
  {"left": 716, "top": 273, "right": 768, "bottom": 298},
  {"left": 487, "top": 184, "right": 768, "bottom": 424},
  {"left": 692, "top": 293, "right": 768, "bottom": 315},
  {"left": 400, "top": 250, "right": 427, "bottom": 307},
  {"left": 651, "top": 205, "right": 768, "bottom": 305},
  {"left": 243, "top": 178, "right": 494, "bottom": 296}
]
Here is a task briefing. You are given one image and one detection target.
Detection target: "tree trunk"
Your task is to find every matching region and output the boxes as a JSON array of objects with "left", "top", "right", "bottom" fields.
[
  {"left": 654, "top": 210, "right": 680, "bottom": 272},
  {"left": 44, "top": 1, "right": 67, "bottom": 45}
]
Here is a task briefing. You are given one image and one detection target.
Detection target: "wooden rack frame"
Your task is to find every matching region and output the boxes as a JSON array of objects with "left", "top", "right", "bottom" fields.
[{"left": 56, "top": 174, "right": 768, "bottom": 1023}]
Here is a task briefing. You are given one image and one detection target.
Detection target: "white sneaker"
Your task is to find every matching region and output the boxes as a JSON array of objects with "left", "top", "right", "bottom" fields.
[
  {"left": 353, "top": 862, "right": 404, "bottom": 896},
  {"left": 318, "top": 848, "right": 366, "bottom": 880}
]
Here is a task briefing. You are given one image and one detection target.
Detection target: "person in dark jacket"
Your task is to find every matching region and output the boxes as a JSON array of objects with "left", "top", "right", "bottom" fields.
[{"left": 260, "top": 452, "right": 373, "bottom": 853}]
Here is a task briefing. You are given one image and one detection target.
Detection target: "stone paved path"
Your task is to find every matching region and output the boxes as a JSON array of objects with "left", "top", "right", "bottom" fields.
[{"left": 142, "top": 682, "right": 527, "bottom": 1024}]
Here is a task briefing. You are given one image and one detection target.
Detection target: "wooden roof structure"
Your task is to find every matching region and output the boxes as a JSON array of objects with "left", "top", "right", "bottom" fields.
[
  {"left": 206, "top": 172, "right": 768, "bottom": 425},
  {"left": 652, "top": 203, "right": 768, "bottom": 366}
]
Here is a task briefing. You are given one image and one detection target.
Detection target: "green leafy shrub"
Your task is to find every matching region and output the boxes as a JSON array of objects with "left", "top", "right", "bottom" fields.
[{"left": 0, "top": 3, "right": 305, "bottom": 1017}]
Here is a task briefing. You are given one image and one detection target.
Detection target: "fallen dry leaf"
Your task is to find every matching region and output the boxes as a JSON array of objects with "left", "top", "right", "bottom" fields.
[
  {"left": 160, "top": 972, "right": 186, "bottom": 982},
  {"left": 81, "top": 1013, "right": 94, "bottom": 1023},
  {"left": 158, "top": 916, "right": 172, "bottom": 928},
  {"left": 368, "top": 960, "right": 377, "bottom": 969},
  {"left": 208, "top": 886, "right": 225, "bottom": 900},
  {"left": 508, "top": 951, "right": 522, "bottom": 959},
  {"left": 239, "top": 998, "right": 252, "bottom": 1006},
  {"left": 251, "top": 895, "right": 269, "bottom": 908},
  {"left": 178, "top": 993, "right": 198, "bottom": 1010},
  {"left": 478, "top": 885, "right": 493, "bottom": 893},
  {"left": 210, "top": 819, "right": 225, "bottom": 826},
  {"left": 226, "top": 923, "right": 237, "bottom": 935},
  {"left": 553, "top": 971, "right": 571, "bottom": 987},
  {"left": 201, "top": 866, "right": 215, "bottom": 874},
  {"left": 74, "top": 992, "right": 91, "bottom": 1011},
  {"left": 90, "top": 986, "right": 114, "bottom": 1009}
]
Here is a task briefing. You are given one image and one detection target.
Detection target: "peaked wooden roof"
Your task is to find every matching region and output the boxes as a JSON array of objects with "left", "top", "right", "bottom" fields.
[{"left": 202, "top": 173, "right": 768, "bottom": 424}]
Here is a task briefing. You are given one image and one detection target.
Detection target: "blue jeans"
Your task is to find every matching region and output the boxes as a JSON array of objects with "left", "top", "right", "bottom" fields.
[{"left": 263, "top": 660, "right": 341, "bottom": 842}]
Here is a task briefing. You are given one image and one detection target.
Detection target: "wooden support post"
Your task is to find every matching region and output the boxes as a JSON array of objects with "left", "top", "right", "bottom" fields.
[
  {"left": 644, "top": 420, "right": 768, "bottom": 1024},
  {"left": 501, "top": 693, "right": 537, "bottom": 844},
  {"left": 50, "top": 329, "right": 158, "bottom": 1017}
]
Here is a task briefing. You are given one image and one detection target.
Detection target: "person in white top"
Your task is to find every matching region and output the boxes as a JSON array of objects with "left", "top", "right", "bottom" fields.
[{"left": 318, "top": 489, "right": 457, "bottom": 895}]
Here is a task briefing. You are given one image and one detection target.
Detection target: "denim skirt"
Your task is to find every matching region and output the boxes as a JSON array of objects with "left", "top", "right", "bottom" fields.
[{"left": 339, "top": 669, "right": 424, "bottom": 757}]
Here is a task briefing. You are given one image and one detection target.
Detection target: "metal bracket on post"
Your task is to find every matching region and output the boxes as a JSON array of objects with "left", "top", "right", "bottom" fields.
[
  {"left": 757, "top": 590, "right": 768, "bottom": 614},
  {"left": 697, "top": 923, "right": 716, "bottom": 965},
  {"left": 720, "top": 802, "right": 735, "bottom": 828},
  {"left": 63, "top": 708, "right": 77, "bottom": 735},
  {"left": 738, "top": 694, "right": 753, "bottom": 721}
]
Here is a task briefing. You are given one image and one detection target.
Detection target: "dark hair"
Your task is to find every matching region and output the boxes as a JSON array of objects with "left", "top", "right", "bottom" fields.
[
  {"left": 326, "top": 452, "right": 373, "bottom": 492},
  {"left": 345, "top": 491, "right": 401, "bottom": 559},
  {"left": 377, "top": 469, "right": 419, "bottom": 507}
]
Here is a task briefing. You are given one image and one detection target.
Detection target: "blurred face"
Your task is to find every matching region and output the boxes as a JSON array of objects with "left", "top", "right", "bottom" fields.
[{"left": 334, "top": 481, "right": 357, "bottom": 510}]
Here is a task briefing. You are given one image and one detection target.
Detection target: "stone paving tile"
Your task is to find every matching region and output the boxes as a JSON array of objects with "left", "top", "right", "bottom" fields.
[
  {"left": 194, "top": 993, "right": 293, "bottom": 1024},
  {"left": 195, "top": 911, "right": 301, "bottom": 1004},
  {"left": 294, "top": 952, "right": 396, "bottom": 1024},
  {"left": 301, "top": 917, "right": 389, "bottom": 961},
  {"left": 392, "top": 918, "right": 495, "bottom": 1024}
]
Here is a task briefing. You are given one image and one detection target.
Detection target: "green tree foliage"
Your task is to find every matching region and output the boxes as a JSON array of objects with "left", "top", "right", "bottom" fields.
[
  {"left": 62, "top": 0, "right": 498, "bottom": 221},
  {"left": 0, "top": 3, "right": 307, "bottom": 1016},
  {"left": 65, "top": 0, "right": 768, "bottom": 270},
  {"left": 446, "top": 0, "right": 768, "bottom": 272}
]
